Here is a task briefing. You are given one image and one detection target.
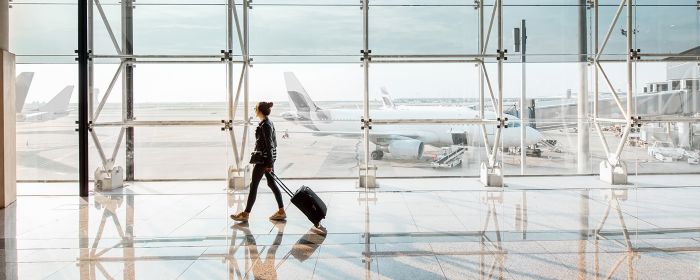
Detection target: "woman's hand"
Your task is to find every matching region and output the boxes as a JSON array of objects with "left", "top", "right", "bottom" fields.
[{"left": 265, "top": 167, "right": 273, "bottom": 173}]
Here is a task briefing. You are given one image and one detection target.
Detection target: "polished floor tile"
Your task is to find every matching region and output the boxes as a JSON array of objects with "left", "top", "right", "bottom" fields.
[{"left": 2, "top": 176, "right": 700, "bottom": 279}]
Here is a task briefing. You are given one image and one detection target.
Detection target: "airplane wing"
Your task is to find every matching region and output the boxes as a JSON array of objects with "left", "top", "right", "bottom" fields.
[
  {"left": 280, "top": 129, "right": 424, "bottom": 143},
  {"left": 19, "top": 111, "right": 50, "bottom": 122},
  {"left": 38, "top": 86, "right": 74, "bottom": 113}
]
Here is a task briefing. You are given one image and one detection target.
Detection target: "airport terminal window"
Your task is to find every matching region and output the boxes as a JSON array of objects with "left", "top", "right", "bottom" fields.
[{"left": 8, "top": 1, "right": 700, "bottom": 181}]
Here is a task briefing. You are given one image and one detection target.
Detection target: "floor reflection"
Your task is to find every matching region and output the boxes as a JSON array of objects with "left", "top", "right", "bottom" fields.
[
  {"left": 593, "top": 188, "right": 637, "bottom": 280},
  {"left": 229, "top": 222, "right": 327, "bottom": 280},
  {"left": 2, "top": 179, "right": 699, "bottom": 279},
  {"left": 79, "top": 193, "right": 135, "bottom": 279}
]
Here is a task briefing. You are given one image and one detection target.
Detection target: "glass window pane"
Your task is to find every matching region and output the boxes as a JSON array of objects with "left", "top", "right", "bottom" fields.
[
  {"left": 370, "top": 6, "right": 478, "bottom": 55},
  {"left": 250, "top": 6, "right": 361, "bottom": 56},
  {"left": 9, "top": 4, "right": 78, "bottom": 56}
]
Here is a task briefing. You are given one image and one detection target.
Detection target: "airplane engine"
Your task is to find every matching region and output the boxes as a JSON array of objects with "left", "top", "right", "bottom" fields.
[{"left": 388, "top": 140, "right": 424, "bottom": 159}]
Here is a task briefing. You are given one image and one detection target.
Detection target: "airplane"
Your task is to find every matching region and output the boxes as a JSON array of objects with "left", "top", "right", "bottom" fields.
[
  {"left": 16, "top": 72, "right": 33, "bottom": 114},
  {"left": 281, "top": 72, "right": 545, "bottom": 160},
  {"left": 15, "top": 72, "right": 74, "bottom": 122},
  {"left": 380, "top": 87, "right": 396, "bottom": 110},
  {"left": 380, "top": 87, "right": 479, "bottom": 112}
]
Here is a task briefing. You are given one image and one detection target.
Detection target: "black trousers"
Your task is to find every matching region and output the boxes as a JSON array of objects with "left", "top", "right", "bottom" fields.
[{"left": 245, "top": 163, "right": 284, "bottom": 213}]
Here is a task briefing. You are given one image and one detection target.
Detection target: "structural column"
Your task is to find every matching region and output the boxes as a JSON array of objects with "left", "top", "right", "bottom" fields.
[
  {"left": 0, "top": 0, "right": 17, "bottom": 205},
  {"left": 2, "top": 6, "right": 20, "bottom": 277},
  {"left": 79, "top": 0, "right": 89, "bottom": 196},
  {"left": 122, "top": 0, "right": 135, "bottom": 180},
  {"left": 577, "top": 0, "right": 590, "bottom": 174},
  {"left": 519, "top": 19, "right": 527, "bottom": 175}
]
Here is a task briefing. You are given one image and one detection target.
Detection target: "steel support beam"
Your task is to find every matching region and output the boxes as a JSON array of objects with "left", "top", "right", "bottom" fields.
[
  {"left": 478, "top": 0, "right": 489, "bottom": 162},
  {"left": 625, "top": 0, "right": 633, "bottom": 119},
  {"left": 225, "top": 0, "right": 252, "bottom": 189},
  {"left": 476, "top": 0, "right": 504, "bottom": 187},
  {"left": 79, "top": 0, "right": 90, "bottom": 197},
  {"left": 361, "top": 0, "right": 374, "bottom": 272},
  {"left": 242, "top": 0, "right": 250, "bottom": 163},
  {"left": 361, "top": 0, "right": 374, "bottom": 189},
  {"left": 122, "top": 0, "right": 135, "bottom": 181},
  {"left": 577, "top": 0, "right": 590, "bottom": 174},
  {"left": 592, "top": 0, "right": 634, "bottom": 185},
  {"left": 88, "top": 0, "right": 94, "bottom": 126},
  {"left": 492, "top": 0, "right": 503, "bottom": 166},
  {"left": 519, "top": 19, "right": 527, "bottom": 175}
]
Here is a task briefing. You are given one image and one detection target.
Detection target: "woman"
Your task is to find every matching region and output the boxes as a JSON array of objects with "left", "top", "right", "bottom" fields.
[{"left": 231, "top": 102, "right": 286, "bottom": 222}]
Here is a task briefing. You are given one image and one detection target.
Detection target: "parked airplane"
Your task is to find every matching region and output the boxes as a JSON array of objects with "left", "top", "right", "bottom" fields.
[
  {"left": 16, "top": 72, "right": 34, "bottom": 114},
  {"left": 281, "top": 72, "right": 544, "bottom": 160},
  {"left": 15, "top": 72, "right": 74, "bottom": 122}
]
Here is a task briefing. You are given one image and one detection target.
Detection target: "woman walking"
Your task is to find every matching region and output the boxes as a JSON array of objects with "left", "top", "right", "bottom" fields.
[{"left": 231, "top": 101, "right": 286, "bottom": 222}]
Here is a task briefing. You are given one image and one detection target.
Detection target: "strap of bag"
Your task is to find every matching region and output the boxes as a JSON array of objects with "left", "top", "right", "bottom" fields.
[{"left": 270, "top": 172, "right": 293, "bottom": 197}]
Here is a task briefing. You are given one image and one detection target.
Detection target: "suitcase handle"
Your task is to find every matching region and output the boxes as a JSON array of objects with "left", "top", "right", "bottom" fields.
[{"left": 269, "top": 172, "right": 294, "bottom": 197}]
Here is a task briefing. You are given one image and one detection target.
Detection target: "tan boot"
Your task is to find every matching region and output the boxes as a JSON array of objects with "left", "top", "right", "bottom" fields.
[
  {"left": 230, "top": 211, "right": 249, "bottom": 222},
  {"left": 269, "top": 209, "right": 286, "bottom": 221}
]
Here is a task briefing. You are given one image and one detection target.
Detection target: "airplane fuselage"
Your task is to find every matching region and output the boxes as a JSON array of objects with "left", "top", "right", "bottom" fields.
[{"left": 290, "top": 107, "right": 543, "bottom": 148}]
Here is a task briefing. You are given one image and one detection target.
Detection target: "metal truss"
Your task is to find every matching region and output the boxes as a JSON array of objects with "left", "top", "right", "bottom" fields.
[
  {"left": 592, "top": 0, "right": 700, "bottom": 184},
  {"left": 362, "top": 0, "right": 507, "bottom": 187},
  {"left": 85, "top": 0, "right": 507, "bottom": 187},
  {"left": 86, "top": 0, "right": 252, "bottom": 187},
  {"left": 592, "top": 0, "right": 636, "bottom": 172},
  {"left": 82, "top": 0, "right": 700, "bottom": 187}
]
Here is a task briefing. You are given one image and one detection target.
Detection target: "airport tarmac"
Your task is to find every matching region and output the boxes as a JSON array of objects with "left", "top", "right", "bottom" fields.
[{"left": 16, "top": 102, "right": 700, "bottom": 182}]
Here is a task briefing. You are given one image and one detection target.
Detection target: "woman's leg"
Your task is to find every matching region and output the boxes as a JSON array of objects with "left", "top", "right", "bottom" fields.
[
  {"left": 264, "top": 171, "right": 284, "bottom": 209},
  {"left": 244, "top": 164, "right": 266, "bottom": 213}
]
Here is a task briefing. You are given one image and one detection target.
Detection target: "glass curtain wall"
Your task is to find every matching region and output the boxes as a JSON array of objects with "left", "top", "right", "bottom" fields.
[
  {"left": 10, "top": 1, "right": 79, "bottom": 181},
  {"left": 9, "top": 0, "right": 700, "bottom": 182}
]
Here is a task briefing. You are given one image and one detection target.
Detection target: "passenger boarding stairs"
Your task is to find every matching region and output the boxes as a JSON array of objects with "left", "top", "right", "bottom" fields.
[{"left": 432, "top": 146, "right": 467, "bottom": 168}]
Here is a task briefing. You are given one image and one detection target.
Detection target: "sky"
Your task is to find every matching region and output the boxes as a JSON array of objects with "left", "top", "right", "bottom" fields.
[{"left": 9, "top": 1, "right": 699, "bottom": 103}]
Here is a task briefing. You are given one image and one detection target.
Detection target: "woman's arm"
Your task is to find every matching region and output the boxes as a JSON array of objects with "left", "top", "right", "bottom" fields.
[{"left": 261, "top": 123, "right": 275, "bottom": 168}]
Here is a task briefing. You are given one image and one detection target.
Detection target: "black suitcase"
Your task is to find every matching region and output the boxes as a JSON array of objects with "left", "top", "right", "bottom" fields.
[{"left": 270, "top": 172, "right": 327, "bottom": 227}]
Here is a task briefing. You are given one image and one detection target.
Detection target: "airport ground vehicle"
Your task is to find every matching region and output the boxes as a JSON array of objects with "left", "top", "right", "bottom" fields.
[
  {"left": 431, "top": 147, "right": 465, "bottom": 168},
  {"left": 647, "top": 141, "right": 685, "bottom": 161}
]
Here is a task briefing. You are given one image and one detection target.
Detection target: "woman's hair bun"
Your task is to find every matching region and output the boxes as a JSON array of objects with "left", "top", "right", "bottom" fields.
[
  {"left": 268, "top": 102, "right": 273, "bottom": 108},
  {"left": 257, "top": 101, "right": 273, "bottom": 116}
]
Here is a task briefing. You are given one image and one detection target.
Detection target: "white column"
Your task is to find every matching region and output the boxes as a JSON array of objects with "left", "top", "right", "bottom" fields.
[
  {"left": 1, "top": 3, "right": 18, "bottom": 278},
  {"left": 1, "top": 0, "right": 17, "bottom": 208}
]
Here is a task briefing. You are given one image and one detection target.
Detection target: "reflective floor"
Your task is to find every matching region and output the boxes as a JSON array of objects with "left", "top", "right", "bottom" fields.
[{"left": 2, "top": 175, "right": 700, "bottom": 279}]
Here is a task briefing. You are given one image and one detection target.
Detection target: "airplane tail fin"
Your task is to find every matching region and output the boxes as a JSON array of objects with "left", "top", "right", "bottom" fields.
[
  {"left": 283, "top": 72, "right": 320, "bottom": 112},
  {"left": 39, "top": 86, "right": 74, "bottom": 113},
  {"left": 380, "top": 87, "right": 396, "bottom": 110},
  {"left": 16, "top": 72, "right": 34, "bottom": 113}
]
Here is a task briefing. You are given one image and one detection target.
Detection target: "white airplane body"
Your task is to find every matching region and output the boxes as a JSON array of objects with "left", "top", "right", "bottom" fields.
[
  {"left": 282, "top": 72, "right": 544, "bottom": 160},
  {"left": 15, "top": 72, "right": 74, "bottom": 122}
]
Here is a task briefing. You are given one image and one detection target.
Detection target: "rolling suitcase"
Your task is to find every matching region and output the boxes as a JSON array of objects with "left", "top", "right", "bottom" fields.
[{"left": 270, "top": 172, "right": 327, "bottom": 227}]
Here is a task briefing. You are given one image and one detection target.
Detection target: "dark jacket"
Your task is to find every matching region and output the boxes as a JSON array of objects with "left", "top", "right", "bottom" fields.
[{"left": 254, "top": 118, "right": 277, "bottom": 167}]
